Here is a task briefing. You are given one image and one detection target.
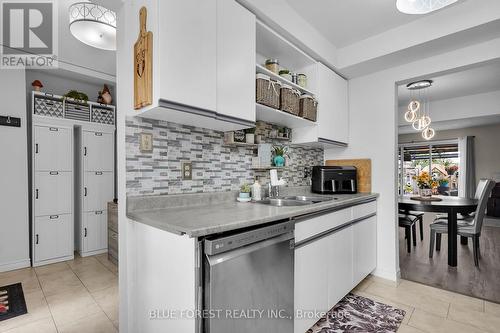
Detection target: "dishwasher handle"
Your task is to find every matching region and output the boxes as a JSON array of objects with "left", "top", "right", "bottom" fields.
[{"left": 206, "top": 232, "right": 294, "bottom": 266}]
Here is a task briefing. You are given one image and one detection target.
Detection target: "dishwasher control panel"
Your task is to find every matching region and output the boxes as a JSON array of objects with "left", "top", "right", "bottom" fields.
[{"left": 204, "top": 221, "right": 294, "bottom": 255}]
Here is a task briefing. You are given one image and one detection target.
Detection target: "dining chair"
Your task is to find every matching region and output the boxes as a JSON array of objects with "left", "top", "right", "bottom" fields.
[
  {"left": 429, "top": 179, "right": 495, "bottom": 266},
  {"left": 400, "top": 210, "right": 424, "bottom": 241},
  {"left": 434, "top": 180, "right": 489, "bottom": 221},
  {"left": 399, "top": 213, "right": 418, "bottom": 253}
]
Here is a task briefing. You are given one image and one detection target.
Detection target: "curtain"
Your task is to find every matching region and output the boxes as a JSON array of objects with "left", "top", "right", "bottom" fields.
[{"left": 458, "top": 136, "right": 476, "bottom": 198}]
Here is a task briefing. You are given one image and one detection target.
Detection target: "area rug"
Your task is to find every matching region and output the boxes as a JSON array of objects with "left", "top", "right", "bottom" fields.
[
  {"left": 0, "top": 283, "right": 27, "bottom": 322},
  {"left": 307, "top": 293, "right": 406, "bottom": 333}
]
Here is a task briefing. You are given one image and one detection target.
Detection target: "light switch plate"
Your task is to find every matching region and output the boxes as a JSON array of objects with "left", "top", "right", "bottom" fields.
[
  {"left": 139, "top": 133, "right": 153, "bottom": 152},
  {"left": 182, "top": 162, "right": 192, "bottom": 180}
]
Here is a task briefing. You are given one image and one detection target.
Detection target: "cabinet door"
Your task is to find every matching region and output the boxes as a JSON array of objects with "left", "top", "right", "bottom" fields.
[
  {"left": 327, "top": 226, "right": 353, "bottom": 308},
  {"left": 83, "top": 131, "right": 114, "bottom": 172},
  {"left": 34, "top": 171, "right": 72, "bottom": 216},
  {"left": 216, "top": 0, "right": 256, "bottom": 123},
  {"left": 83, "top": 211, "right": 107, "bottom": 253},
  {"left": 34, "top": 214, "right": 72, "bottom": 262},
  {"left": 159, "top": 0, "right": 216, "bottom": 111},
  {"left": 353, "top": 216, "right": 377, "bottom": 285},
  {"left": 34, "top": 125, "right": 72, "bottom": 171},
  {"left": 317, "top": 63, "right": 349, "bottom": 144},
  {"left": 294, "top": 238, "right": 329, "bottom": 333},
  {"left": 83, "top": 172, "right": 114, "bottom": 212}
]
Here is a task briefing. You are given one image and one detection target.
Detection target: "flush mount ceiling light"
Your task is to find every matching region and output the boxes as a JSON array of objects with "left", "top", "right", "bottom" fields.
[
  {"left": 397, "top": 0, "right": 458, "bottom": 14},
  {"left": 69, "top": 2, "right": 116, "bottom": 51}
]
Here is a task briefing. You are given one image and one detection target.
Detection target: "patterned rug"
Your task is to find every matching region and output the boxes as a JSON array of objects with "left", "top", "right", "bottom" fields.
[
  {"left": 307, "top": 293, "right": 406, "bottom": 333},
  {"left": 0, "top": 283, "right": 27, "bottom": 322}
]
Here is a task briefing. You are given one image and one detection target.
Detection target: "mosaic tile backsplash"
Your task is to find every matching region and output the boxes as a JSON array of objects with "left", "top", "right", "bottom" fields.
[{"left": 126, "top": 117, "right": 324, "bottom": 196}]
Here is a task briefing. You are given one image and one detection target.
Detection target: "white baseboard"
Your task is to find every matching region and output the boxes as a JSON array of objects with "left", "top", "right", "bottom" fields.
[
  {"left": 79, "top": 249, "right": 108, "bottom": 257},
  {"left": 33, "top": 255, "right": 74, "bottom": 267},
  {"left": 0, "top": 259, "right": 31, "bottom": 273},
  {"left": 372, "top": 267, "right": 399, "bottom": 282}
]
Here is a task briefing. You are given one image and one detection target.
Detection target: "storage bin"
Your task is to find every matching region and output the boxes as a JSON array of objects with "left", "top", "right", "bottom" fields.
[
  {"left": 299, "top": 95, "right": 318, "bottom": 121},
  {"left": 280, "top": 85, "right": 300, "bottom": 115},
  {"left": 34, "top": 95, "right": 64, "bottom": 118},
  {"left": 92, "top": 106, "right": 115, "bottom": 125},
  {"left": 256, "top": 73, "right": 280, "bottom": 109},
  {"left": 65, "top": 100, "right": 90, "bottom": 122}
]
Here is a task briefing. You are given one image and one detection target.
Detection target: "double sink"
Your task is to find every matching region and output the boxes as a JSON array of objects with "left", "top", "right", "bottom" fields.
[{"left": 257, "top": 195, "right": 335, "bottom": 207}]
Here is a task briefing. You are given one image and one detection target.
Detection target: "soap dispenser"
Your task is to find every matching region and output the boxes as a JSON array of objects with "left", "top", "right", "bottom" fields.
[{"left": 251, "top": 177, "right": 262, "bottom": 201}]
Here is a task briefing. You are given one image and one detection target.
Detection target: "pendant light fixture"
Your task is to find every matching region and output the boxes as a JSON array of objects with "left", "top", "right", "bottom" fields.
[
  {"left": 69, "top": 2, "right": 117, "bottom": 51},
  {"left": 396, "top": 0, "right": 458, "bottom": 15},
  {"left": 404, "top": 80, "right": 435, "bottom": 140}
]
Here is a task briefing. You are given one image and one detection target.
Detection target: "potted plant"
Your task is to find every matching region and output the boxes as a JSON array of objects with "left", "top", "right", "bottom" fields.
[
  {"left": 245, "top": 127, "right": 256, "bottom": 144},
  {"left": 438, "top": 177, "right": 450, "bottom": 195},
  {"left": 239, "top": 183, "right": 252, "bottom": 199},
  {"left": 413, "top": 171, "right": 438, "bottom": 197},
  {"left": 445, "top": 165, "right": 458, "bottom": 176},
  {"left": 272, "top": 145, "right": 289, "bottom": 167}
]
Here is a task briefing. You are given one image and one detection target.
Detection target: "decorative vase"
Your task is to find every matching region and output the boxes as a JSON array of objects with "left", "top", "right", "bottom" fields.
[
  {"left": 274, "top": 155, "right": 285, "bottom": 167},
  {"left": 420, "top": 188, "right": 432, "bottom": 197},
  {"left": 239, "top": 192, "right": 250, "bottom": 199}
]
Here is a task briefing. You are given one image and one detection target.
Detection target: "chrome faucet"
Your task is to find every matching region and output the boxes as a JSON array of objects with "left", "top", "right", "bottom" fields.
[{"left": 268, "top": 183, "right": 280, "bottom": 198}]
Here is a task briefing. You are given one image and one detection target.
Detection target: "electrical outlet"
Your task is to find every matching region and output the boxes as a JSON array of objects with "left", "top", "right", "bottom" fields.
[
  {"left": 182, "top": 162, "right": 192, "bottom": 180},
  {"left": 139, "top": 133, "right": 153, "bottom": 152}
]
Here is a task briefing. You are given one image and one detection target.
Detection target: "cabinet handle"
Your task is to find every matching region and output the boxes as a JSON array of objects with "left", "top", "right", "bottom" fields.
[
  {"left": 84, "top": 147, "right": 87, "bottom": 156},
  {"left": 84, "top": 228, "right": 87, "bottom": 237},
  {"left": 95, "top": 132, "right": 102, "bottom": 136},
  {"left": 49, "top": 171, "right": 59, "bottom": 175},
  {"left": 84, "top": 187, "right": 87, "bottom": 196},
  {"left": 95, "top": 171, "right": 103, "bottom": 175},
  {"left": 50, "top": 215, "right": 59, "bottom": 219},
  {"left": 95, "top": 211, "right": 103, "bottom": 215},
  {"left": 49, "top": 127, "right": 58, "bottom": 131},
  {"left": 35, "top": 189, "right": 39, "bottom": 199},
  {"left": 35, "top": 143, "right": 39, "bottom": 154},
  {"left": 36, "top": 234, "right": 39, "bottom": 244}
]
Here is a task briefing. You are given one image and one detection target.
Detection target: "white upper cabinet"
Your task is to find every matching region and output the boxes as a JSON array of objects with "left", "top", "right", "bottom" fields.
[
  {"left": 83, "top": 131, "right": 114, "bottom": 172},
  {"left": 134, "top": 0, "right": 256, "bottom": 130},
  {"left": 158, "top": 0, "right": 216, "bottom": 112},
  {"left": 317, "top": 63, "right": 349, "bottom": 144},
  {"left": 216, "top": 0, "right": 256, "bottom": 124},
  {"left": 34, "top": 125, "right": 72, "bottom": 172},
  {"left": 292, "top": 63, "right": 349, "bottom": 147}
]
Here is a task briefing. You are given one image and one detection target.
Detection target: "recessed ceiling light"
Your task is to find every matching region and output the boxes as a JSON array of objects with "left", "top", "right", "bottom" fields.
[
  {"left": 69, "top": 2, "right": 116, "bottom": 51},
  {"left": 396, "top": 0, "right": 458, "bottom": 15},
  {"left": 406, "top": 80, "right": 433, "bottom": 90}
]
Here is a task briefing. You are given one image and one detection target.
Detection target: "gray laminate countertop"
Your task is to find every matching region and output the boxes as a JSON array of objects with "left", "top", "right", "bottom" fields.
[{"left": 126, "top": 188, "right": 378, "bottom": 237}]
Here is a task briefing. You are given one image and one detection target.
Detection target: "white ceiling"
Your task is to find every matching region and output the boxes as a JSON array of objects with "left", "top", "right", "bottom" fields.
[
  {"left": 285, "top": 0, "right": 426, "bottom": 47},
  {"left": 397, "top": 61, "right": 500, "bottom": 106}
]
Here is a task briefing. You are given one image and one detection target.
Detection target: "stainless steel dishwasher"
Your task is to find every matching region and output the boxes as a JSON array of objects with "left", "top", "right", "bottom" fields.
[{"left": 202, "top": 220, "right": 294, "bottom": 333}]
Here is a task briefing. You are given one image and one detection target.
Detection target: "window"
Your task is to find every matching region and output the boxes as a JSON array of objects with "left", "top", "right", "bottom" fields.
[{"left": 398, "top": 140, "right": 459, "bottom": 196}]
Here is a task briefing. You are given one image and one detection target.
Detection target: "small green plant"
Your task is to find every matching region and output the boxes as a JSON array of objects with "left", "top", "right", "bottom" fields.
[
  {"left": 240, "top": 183, "right": 251, "bottom": 193},
  {"left": 272, "top": 145, "right": 289, "bottom": 157},
  {"left": 64, "top": 90, "right": 89, "bottom": 102},
  {"left": 438, "top": 178, "right": 449, "bottom": 186},
  {"left": 279, "top": 69, "right": 290, "bottom": 75}
]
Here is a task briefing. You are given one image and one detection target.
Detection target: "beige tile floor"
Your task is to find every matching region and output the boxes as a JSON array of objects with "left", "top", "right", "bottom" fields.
[
  {"left": 2, "top": 254, "right": 498, "bottom": 333},
  {"left": 353, "top": 276, "right": 500, "bottom": 333},
  {"left": 0, "top": 253, "right": 118, "bottom": 333}
]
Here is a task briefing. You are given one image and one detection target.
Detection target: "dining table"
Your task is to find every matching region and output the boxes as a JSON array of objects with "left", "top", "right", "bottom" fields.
[{"left": 398, "top": 196, "right": 478, "bottom": 267}]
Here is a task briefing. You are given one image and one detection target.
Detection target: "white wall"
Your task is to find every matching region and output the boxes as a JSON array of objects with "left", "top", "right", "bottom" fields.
[
  {"left": 0, "top": 70, "right": 30, "bottom": 272},
  {"left": 325, "top": 37, "right": 500, "bottom": 281}
]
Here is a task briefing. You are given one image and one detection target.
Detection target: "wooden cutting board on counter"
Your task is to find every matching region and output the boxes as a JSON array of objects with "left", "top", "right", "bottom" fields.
[
  {"left": 325, "top": 159, "right": 372, "bottom": 193},
  {"left": 134, "top": 6, "right": 153, "bottom": 110}
]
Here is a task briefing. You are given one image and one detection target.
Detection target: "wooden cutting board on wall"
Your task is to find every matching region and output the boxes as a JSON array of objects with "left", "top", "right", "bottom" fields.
[
  {"left": 134, "top": 6, "right": 153, "bottom": 110},
  {"left": 325, "top": 159, "right": 372, "bottom": 193}
]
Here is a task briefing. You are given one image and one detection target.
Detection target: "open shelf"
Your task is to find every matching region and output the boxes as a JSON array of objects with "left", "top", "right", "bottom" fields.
[
  {"left": 256, "top": 64, "right": 316, "bottom": 96},
  {"left": 256, "top": 103, "right": 316, "bottom": 129},
  {"left": 251, "top": 166, "right": 286, "bottom": 171},
  {"left": 223, "top": 142, "right": 258, "bottom": 148}
]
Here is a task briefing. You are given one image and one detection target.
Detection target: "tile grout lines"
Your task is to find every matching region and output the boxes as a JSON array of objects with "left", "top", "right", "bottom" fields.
[{"left": 33, "top": 264, "right": 61, "bottom": 333}]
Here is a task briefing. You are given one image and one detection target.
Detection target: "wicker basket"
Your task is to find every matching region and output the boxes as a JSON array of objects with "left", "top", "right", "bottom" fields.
[
  {"left": 280, "top": 85, "right": 300, "bottom": 115},
  {"left": 256, "top": 73, "right": 280, "bottom": 109},
  {"left": 299, "top": 95, "right": 318, "bottom": 121}
]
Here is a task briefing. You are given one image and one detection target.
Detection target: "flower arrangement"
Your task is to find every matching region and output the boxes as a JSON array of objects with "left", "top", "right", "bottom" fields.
[
  {"left": 445, "top": 165, "right": 458, "bottom": 175},
  {"left": 413, "top": 172, "right": 438, "bottom": 189}
]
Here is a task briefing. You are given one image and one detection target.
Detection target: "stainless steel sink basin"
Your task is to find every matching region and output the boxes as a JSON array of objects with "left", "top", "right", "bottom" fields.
[{"left": 256, "top": 196, "right": 334, "bottom": 207}]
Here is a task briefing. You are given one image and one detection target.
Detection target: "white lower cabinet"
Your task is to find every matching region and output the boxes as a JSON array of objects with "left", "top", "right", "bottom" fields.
[
  {"left": 34, "top": 214, "right": 73, "bottom": 263},
  {"left": 83, "top": 211, "right": 108, "bottom": 254},
  {"left": 294, "top": 201, "right": 377, "bottom": 333},
  {"left": 353, "top": 216, "right": 377, "bottom": 285},
  {"left": 34, "top": 171, "right": 72, "bottom": 216}
]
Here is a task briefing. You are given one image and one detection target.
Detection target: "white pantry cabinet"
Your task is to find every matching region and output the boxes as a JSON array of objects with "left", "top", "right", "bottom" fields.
[
  {"left": 294, "top": 200, "right": 377, "bottom": 333},
  {"left": 292, "top": 63, "right": 349, "bottom": 147},
  {"left": 34, "top": 215, "right": 73, "bottom": 263},
  {"left": 34, "top": 171, "right": 72, "bottom": 216},
  {"left": 83, "top": 211, "right": 108, "bottom": 254},
  {"left": 132, "top": 0, "right": 256, "bottom": 131},
  {"left": 34, "top": 125, "right": 72, "bottom": 171},
  {"left": 83, "top": 131, "right": 114, "bottom": 172},
  {"left": 83, "top": 172, "right": 114, "bottom": 212}
]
